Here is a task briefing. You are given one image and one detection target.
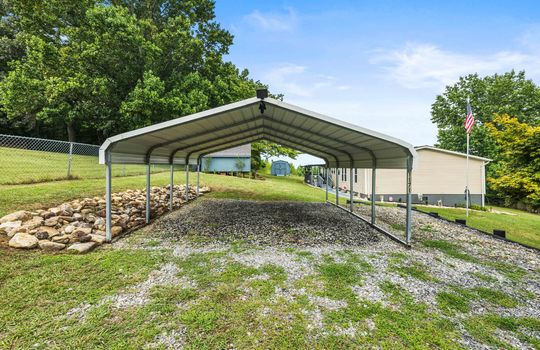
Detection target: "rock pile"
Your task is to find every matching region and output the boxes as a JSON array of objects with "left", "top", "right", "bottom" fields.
[{"left": 0, "top": 185, "right": 209, "bottom": 253}]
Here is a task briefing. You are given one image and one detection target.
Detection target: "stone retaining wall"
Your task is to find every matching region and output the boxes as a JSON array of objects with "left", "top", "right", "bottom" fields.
[{"left": 0, "top": 185, "right": 209, "bottom": 253}]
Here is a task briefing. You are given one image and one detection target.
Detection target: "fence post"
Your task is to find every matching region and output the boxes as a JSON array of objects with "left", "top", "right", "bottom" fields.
[{"left": 66, "top": 142, "right": 74, "bottom": 178}]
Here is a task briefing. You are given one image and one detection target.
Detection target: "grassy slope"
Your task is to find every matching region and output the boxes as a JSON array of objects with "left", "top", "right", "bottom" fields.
[
  {"left": 1, "top": 176, "right": 538, "bottom": 348},
  {"left": 0, "top": 172, "right": 335, "bottom": 216},
  {"left": 416, "top": 205, "right": 540, "bottom": 249},
  {"left": 0, "top": 147, "right": 167, "bottom": 185}
]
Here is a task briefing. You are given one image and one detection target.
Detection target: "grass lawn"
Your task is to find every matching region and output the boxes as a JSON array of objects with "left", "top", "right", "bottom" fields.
[
  {"left": 0, "top": 146, "right": 168, "bottom": 185},
  {"left": 0, "top": 172, "right": 335, "bottom": 217},
  {"left": 415, "top": 205, "right": 540, "bottom": 249},
  {"left": 1, "top": 175, "right": 539, "bottom": 349}
]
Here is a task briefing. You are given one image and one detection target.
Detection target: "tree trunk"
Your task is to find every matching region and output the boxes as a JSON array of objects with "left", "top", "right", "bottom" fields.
[{"left": 66, "top": 121, "right": 76, "bottom": 142}]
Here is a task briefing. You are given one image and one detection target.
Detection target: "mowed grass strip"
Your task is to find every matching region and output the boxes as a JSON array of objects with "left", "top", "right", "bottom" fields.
[
  {"left": 0, "top": 146, "right": 167, "bottom": 185},
  {"left": 0, "top": 172, "right": 336, "bottom": 216},
  {"left": 416, "top": 205, "right": 540, "bottom": 250}
]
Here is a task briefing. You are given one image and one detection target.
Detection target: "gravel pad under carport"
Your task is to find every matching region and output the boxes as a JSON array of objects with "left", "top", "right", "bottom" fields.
[{"left": 154, "top": 199, "right": 381, "bottom": 246}]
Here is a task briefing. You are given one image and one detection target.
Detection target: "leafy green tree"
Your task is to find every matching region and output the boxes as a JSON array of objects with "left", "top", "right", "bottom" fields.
[
  {"left": 234, "top": 157, "right": 246, "bottom": 173},
  {"left": 431, "top": 70, "right": 540, "bottom": 160},
  {"left": 485, "top": 114, "right": 540, "bottom": 210},
  {"left": 250, "top": 140, "right": 299, "bottom": 176},
  {"left": 0, "top": 0, "right": 258, "bottom": 143},
  {"left": 0, "top": 0, "right": 301, "bottom": 166}
]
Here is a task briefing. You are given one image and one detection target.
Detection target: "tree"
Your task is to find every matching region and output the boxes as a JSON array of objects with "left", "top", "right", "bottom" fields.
[
  {"left": 0, "top": 0, "right": 256, "bottom": 143},
  {"left": 431, "top": 70, "right": 540, "bottom": 161},
  {"left": 485, "top": 114, "right": 540, "bottom": 210},
  {"left": 0, "top": 0, "right": 301, "bottom": 166},
  {"left": 250, "top": 140, "right": 299, "bottom": 177},
  {"left": 234, "top": 157, "right": 246, "bottom": 174}
]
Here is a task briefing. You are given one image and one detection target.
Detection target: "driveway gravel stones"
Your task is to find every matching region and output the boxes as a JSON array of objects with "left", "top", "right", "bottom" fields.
[
  {"left": 155, "top": 199, "right": 381, "bottom": 246},
  {"left": 96, "top": 199, "right": 539, "bottom": 348}
]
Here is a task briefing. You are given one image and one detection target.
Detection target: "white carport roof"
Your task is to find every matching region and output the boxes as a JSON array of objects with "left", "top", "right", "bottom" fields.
[{"left": 99, "top": 97, "right": 416, "bottom": 169}]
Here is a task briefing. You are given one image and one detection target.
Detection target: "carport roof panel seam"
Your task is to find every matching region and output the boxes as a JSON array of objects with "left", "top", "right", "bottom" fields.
[{"left": 99, "top": 97, "right": 416, "bottom": 168}]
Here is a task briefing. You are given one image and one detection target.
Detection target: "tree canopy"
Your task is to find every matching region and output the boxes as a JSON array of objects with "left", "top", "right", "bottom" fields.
[
  {"left": 431, "top": 70, "right": 540, "bottom": 208},
  {"left": 431, "top": 70, "right": 540, "bottom": 161},
  {"left": 485, "top": 114, "right": 540, "bottom": 210},
  {"left": 0, "top": 0, "right": 299, "bottom": 162},
  {"left": 0, "top": 0, "right": 257, "bottom": 143}
]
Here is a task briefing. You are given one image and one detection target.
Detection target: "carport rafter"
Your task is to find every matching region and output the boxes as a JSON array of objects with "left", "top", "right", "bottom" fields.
[
  {"left": 189, "top": 134, "right": 334, "bottom": 167},
  {"left": 145, "top": 116, "right": 262, "bottom": 162},
  {"left": 168, "top": 125, "right": 264, "bottom": 164}
]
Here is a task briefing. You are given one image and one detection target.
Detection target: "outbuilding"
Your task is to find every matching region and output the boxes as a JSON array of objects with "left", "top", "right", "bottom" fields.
[
  {"left": 271, "top": 160, "right": 291, "bottom": 176},
  {"left": 202, "top": 144, "right": 251, "bottom": 173}
]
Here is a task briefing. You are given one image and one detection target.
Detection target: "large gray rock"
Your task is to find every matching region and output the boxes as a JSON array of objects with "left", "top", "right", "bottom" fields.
[
  {"left": 51, "top": 235, "right": 70, "bottom": 244},
  {"left": 1, "top": 211, "right": 32, "bottom": 224},
  {"left": 35, "top": 226, "right": 60, "bottom": 238},
  {"left": 67, "top": 242, "right": 96, "bottom": 254},
  {"left": 89, "top": 234, "right": 106, "bottom": 244},
  {"left": 44, "top": 217, "right": 59, "bottom": 227},
  {"left": 0, "top": 220, "right": 22, "bottom": 235},
  {"left": 38, "top": 241, "right": 66, "bottom": 251},
  {"left": 73, "top": 227, "right": 92, "bottom": 236},
  {"left": 111, "top": 226, "right": 123, "bottom": 237},
  {"left": 22, "top": 217, "right": 44, "bottom": 230},
  {"left": 9, "top": 233, "right": 39, "bottom": 249}
]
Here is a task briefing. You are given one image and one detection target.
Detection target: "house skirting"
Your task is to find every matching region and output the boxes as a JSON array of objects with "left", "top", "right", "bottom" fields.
[{"left": 357, "top": 193, "right": 483, "bottom": 207}]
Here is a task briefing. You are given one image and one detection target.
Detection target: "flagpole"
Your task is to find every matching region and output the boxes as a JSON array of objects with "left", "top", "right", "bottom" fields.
[
  {"left": 466, "top": 97, "right": 470, "bottom": 217},
  {"left": 466, "top": 132, "right": 469, "bottom": 217}
]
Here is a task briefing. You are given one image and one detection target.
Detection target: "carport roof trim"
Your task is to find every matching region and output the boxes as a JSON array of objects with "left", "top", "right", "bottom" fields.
[{"left": 99, "top": 96, "right": 417, "bottom": 168}]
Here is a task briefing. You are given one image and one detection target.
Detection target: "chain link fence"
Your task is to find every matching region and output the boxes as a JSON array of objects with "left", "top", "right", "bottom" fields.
[{"left": 0, "top": 134, "right": 168, "bottom": 185}]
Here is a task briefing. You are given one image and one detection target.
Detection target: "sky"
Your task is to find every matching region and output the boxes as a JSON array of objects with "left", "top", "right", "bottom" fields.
[{"left": 214, "top": 0, "right": 540, "bottom": 165}]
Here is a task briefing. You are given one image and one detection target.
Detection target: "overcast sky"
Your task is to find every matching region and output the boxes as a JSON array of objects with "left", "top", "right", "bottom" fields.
[{"left": 215, "top": 0, "right": 540, "bottom": 165}]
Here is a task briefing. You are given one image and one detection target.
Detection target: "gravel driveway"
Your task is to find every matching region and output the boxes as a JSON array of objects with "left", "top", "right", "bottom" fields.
[
  {"left": 107, "top": 198, "right": 540, "bottom": 349},
  {"left": 154, "top": 199, "right": 381, "bottom": 246}
]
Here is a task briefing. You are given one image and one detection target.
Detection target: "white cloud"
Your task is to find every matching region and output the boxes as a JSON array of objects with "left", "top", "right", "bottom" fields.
[
  {"left": 371, "top": 43, "right": 540, "bottom": 89},
  {"left": 244, "top": 8, "right": 298, "bottom": 32},
  {"left": 262, "top": 63, "right": 346, "bottom": 97}
]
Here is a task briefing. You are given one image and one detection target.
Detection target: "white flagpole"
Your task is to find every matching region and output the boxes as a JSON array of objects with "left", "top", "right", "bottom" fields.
[
  {"left": 466, "top": 97, "right": 470, "bottom": 217},
  {"left": 466, "top": 132, "right": 469, "bottom": 217}
]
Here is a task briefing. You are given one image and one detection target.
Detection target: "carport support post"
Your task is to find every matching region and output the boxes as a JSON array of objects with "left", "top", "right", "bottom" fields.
[
  {"left": 105, "top": 151, "right": 112, "bottom": 242},
  {"left": 185, "top": 164, "right": 189, "bottom": 201},
  {"left": 325, "top": 167, "right": 329, "bottom": 202},
  {"left": 146, "top": 163, "right": 151, "bottom": 223},
  {"left": 405, "top": 156, "right": 413, "bottom": 244},
  {"left": 371, "top": 160, "right": 376, "bottom": 225},
  {"left": 349, "top": 167, "right": 353, "bottom": 212},
  {"left": 335, "top": 167, "right": 339, "bottom": 206},
  {"left": 196, "top": 161, "right": 200, "bottom": 196},
  {"left": 169, "top": 164, "right": 174, "bottom": 211}
]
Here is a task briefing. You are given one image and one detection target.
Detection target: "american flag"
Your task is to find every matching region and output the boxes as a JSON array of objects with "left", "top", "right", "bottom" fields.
[{"left": 465, "top": 99, "right": 475, "bottom": 134}]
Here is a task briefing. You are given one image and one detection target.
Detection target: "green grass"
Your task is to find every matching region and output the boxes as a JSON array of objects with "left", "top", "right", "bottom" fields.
[
  {"left": 464, "top": 315, "right": 540, "bottom": 349},
  {"left": 416, "top": 205, "right": 540, "bottom": 249},
  {"left": 0, "top": 248, "right": 167, "bottom": 348},
  {"left": 436, "top": 286, "right": 519, "bottom": 317},
  {"left": 0, "top": 161, "right": 538, "bottom": 348},
  {"left": 389, "top": 261, "right": 434, "bottom": 281},
  {"left": 0, "top": 172, "right": 336, "bottom": 217},
  {"left": 0, "top": 146, "right": 169, "bottom": 185},
  {"left": 436, "top": 291, "right": 471, "bottom": 315},
  {"left": 422, "top": 239, "right": 480, "bottom": 263}
]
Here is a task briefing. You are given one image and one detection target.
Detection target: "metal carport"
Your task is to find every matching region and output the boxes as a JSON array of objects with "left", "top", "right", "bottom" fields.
[{"left": 99, "top": 92, "right": 417, "bottom": 244}]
